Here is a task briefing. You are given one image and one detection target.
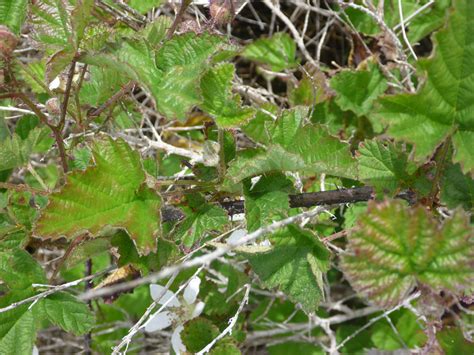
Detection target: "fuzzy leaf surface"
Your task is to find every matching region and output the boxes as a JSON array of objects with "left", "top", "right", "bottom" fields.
[
  {"left": 341, "top": 200, "right": 474, "bottom": 308},
  {"left": 377, "top": 0, "right": 474, "bottom": 173},
  {"left": 34, "top": 137, "right": 161, "bottom": 255}
]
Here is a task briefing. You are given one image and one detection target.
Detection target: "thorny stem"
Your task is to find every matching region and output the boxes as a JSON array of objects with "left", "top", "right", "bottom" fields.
[
  {"left": 59, "top": 58, "right": 77, "bottom": 130},
  {"left": 428, "top": 137, "right": 452, "bottom": 208},
  {"left": 87, "top": 81, "right": 136, "bottom": 119}
]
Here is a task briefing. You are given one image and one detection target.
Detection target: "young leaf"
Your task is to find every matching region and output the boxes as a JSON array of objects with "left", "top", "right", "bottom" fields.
[
  {"left": 0, "top": 0, "right": 28, "bottom": 34},
  {"left": 242, "top": 32, "right": 298, "bottom": 72},
  {"left": 200, "top": 63, "right": 255, "bottom": 128},
  {"left": 341, "top": 200, "right": 474, "bottom": 308},
  {"left": 41, "top": 292, "right": 95, "bottom": 335},
  {"left": 330, "top": 61, "right": 388, "bottom": 117},
  {"left": 34, "top": 137, "right": 162, "bottom": 256},
  {"left": 357, "top": 139, "right": 415, "bottom": 194},
  {"left": 244, "top": 225, "right": 330, "bottom": 313},
  {"left": 377, "top": 0, "right": 474, "bottom": 173},
  {"left": 181, "top": 318, "right": 220, "bottom": 353}
]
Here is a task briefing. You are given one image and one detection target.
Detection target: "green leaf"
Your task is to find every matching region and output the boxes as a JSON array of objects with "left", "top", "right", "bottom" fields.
[
  {"left": 357, "top": 139, "right": 415, "bottom": 194},
  {"left": 370, "top": 309, "right": 427, "bottom": 350},
  {"left": 200, "top": 63, "right": 255, "bottom": 128},
  {"left": 376, "top": 0, "right": 474, "bottom": 173},
  {"left": 0, "top": 127, "right": 54, "bottom": 172},
  {"left": 343, "top": 0, "right": 451, "bottom": 44},
  {"left": 0, "top": 292, "right": 36, "bottom": 355},
  {"left": 228, "top": 107, "right": 357, "bottom": 182},
  {"left": 225, "top": 146, "right": 306, "bottom": 185},
  {"left": 244, "top": 174, "right": 293, "bottom": 232},
  {"left": 0, "top": 0, "right": 28, "bottom": 34},
  {"left": 153, "top": 33, "right": 225, "bottom": 119},
  {"left": 34, "top": 137, "right": 162, "bottom": 256},
  {"left": 0, "top": 249, "right": 47, "bottom": 289},
  {"left": 242, "top": 32, "right": 298, "bottom": 72},
  {"left": 341, "top": 200, "right": 474, "bottom": 308},
  {"left": 181, "top": 317, "right": 220, "bottom": 353},
  {"left": 330, "top": 61, "right": 388, "bottom": 117},
  {"left": 441, "top": 163, "right": 474, "bottom": 210},
  {"left": 129, "top": 0, "right": 165, "bottom": 14},
  {"left": 437, "top": 326, "right": 474, "bottom": 353},
  {"left": 71, "top": 0, "right": 94, "bottom": 46},
  {"left": 172, "top": 194, "right": 228, "bottom": 248},
  {"left": 245, "top": 225, "right": 330, "bottom": 313},
  {"left": 42, "top": 292, "right": 95, "bottom": 335}
]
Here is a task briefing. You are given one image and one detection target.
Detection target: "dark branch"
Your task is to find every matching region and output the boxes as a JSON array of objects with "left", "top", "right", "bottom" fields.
[{"left": 161, "top": 186, "right": 378, "bottom": 223}]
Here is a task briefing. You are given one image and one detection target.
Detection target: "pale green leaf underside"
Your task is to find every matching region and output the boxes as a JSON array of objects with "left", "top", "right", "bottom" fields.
[
  {"left": 34, "top": 137, "right": 161, "bottom": 256},
  {"left": 341, "top": 200, "right": 474, "bottom": 308},
  {"left": 245, "top": 225, "right": 330, "bottom": 313},
  {"left": 377, "top": 0, "right": 474, "bottom": 173}
]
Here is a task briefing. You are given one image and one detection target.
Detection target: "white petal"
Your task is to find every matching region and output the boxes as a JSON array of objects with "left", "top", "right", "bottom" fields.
[
  {"left": 32, "top": 346, "right": 39, "bottom": 355},
  {"left": 184, "top": 276, "right": 201, "bottom": 305},
  {"left": 144, "top": 311, "right": 175, "bottom": 333},
  {"left": 150, "top": 284, "right": 181, "bottom": 307},
  {"left": 171, "top": 325, "right": 187, "bottom": 355},
  {"left": 227, "top": 229, "right": 247, "bottom": 245},
  {"left": 48, "top": 76, "right": 61, "bottom": 91},
  {"left": 191, "top": 301, "right": 205, "bottom": 318}
]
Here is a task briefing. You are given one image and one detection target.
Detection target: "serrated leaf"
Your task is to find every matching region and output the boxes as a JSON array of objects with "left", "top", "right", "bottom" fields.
[
  {"left": 357, "top": 139, "right": 415, "bottom": 194},
  {"left": 153, "top": 33, "right": 225, "bottom": 119},
  {"left": 0, "top": 127, "right": 54, "bottom": 172},
  {"left": 242, "top": 32, "right": 298, "bottom": 72},
  {"left": 244, "top": 174, "right": 293, "bottom": 232},
  {"left": 341, "top": 200, "right": 474, "bottom": 308},
  {"left": 0, "top": 0, "right": 28, "bottom": 34},
  {"left": 244, "top": 225, "right": 330, "bottom": 313},
  {"left": 200, "top": 63, "right": 255, "bottom": 128},
  {"left": 34, "top": 137, "right": 162, "bottom": 256},
  {"left": 0, "top": 249, "right": 47, "bottom": 289},
  {"left": 71, "top": 0, "right": 93, "bottom": 46},
  {"left": 0, "top": 292, "right": 36, "bottom": 355},
  {"left": 228, "top": 107, "right": 357, "bottom": 182},
  {"left": 181, "top": 317, "right": 219, "bottom": 353},
  {"left": 376, "top": 0, "right": 474, "bottom": 173},
  {"left": 173, "top": 194, "right": 228, "bottom": 247},
  {"left": 225, "top": 145, "right": 306, "bottom": 185},
  {"left": 331, "top": 61, "right": 388, "bottom": 117},
  {"left": 42, "top": 292, "right": 95, "bottom": 335},
  {"left": 441, "top": 163, "right": 474, "bottom": 210}
]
